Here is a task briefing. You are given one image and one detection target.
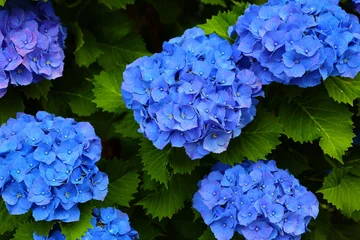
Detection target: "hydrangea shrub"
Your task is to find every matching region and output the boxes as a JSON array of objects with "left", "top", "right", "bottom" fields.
[
  {"left": 0, "top": 0, "right": 360, "bottom": 239},
  {"left": 0, "top": 0, "right": 66, "bottom": 98},
  {"left": 0, "top": 111, "right": 108, "bottom": 222}
]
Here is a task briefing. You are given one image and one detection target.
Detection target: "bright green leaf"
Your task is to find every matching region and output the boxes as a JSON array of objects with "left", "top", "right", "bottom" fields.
[
  {"left": 318, "top": 168, "right": 360, "bottom": 216},
  {"left": 61, "top": 203, "right": 93, "bottom": 240},
  {"left": 70, "top": 22, "right": 84, "bottom": 52},
  {"left": 103, "top": 170, "right": 140, "bottom": 207},
  {"left": 169, "top": 148, "right": 200, "bottom": 174},
  {"left": 92, "top": 68, "right": 125, "bottom": 113},
  {"left": 215, "top": 109, "right": 283, "bottom": 164},
  {"left": 98, "top": 33, "right": 149, "bottom": 71},
  {"left": 140, "top": 140, "right": 171, "bottom": 187},
  {"left": 75, "top": 29, "right": 104, "bottom": 67},
  {"left": 22, "top": 80, "right": 52, "bottom": 101},
  {"left": 136, "top": 174, "right": 196, "bottom": 220},
  {"left": 114, "top": 111, "right": 142, "bottom": 139},
  {"left": 201, "top": 0, "right": 226, "bottom": 7},
  {"left": 0, "top": 201, "right": 30, "bottom": 235},
  {"left": 198, "top": 11, "right": 238, "bottom": 41},
  {"left": 0, "top": 0, "right": 6, "bottom": 7},
  {"left": 279, "top": 88, "right": 354, "bottom": 162},
  {"left": 98, "top": 0, "right": 135, "bottom": 10},
  {"left": 0, "top": 91, "right": 24, "bottom": 125},
  {"left": 324, "top": 75, "right": 360, "bottom": 106},
  {"left": 13, "top": 221, "right": 55, "bottom": 239}
]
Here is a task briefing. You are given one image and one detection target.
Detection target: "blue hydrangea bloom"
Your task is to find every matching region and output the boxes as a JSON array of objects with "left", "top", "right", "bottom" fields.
[
  {"left": 231, "top": 0, "right": 360, "bottom": 87},
  {"left": 353, "top": 0, "right": 360, "bottom": 14},
  {"left": 121, "top": 27, "right": 263, "bottom": 160},
  {"left": 193, "top": 160, "right": 319, "bottom": 240},
  {"left": 0, "top": 111, "right": 108, "bottom": 222},
  {"left": 0, "top": 0, "right": 66, "bottom": 98},
  {"left": 33, "top": 229, "right": 65, "bottom": 240}
]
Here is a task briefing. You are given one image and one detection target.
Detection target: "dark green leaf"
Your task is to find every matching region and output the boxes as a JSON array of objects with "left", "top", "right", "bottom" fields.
[
  {"left": 22, "top": 80, "right": 52, "bottom": 101},
  {"left": 132, "top": 219, "right": 164, "bottom": 240},
  {"left": 67, "top": 81, "right": 98, "bottom": 116},
  {"left": 324, "top": 75, "right": 360, "bottom": 106},
  {"left": 70, "top": 22, "right": 84, "bottom": 52},
  {"left": 0, "top": 91, "right": 24, "bottom": 125},
  {"left": 0, "top": 201, "right": 30, "bottom": 235},
  {"left": 98, "top": 0, "right": 135, "bottom": 10},
  {"left": 169, "top": 148, "right": 200, "bottom": 174},
  {"left": 147, "top": 0, "right": 182, "bottom": 24},
  {"left": 114, "top": 111, "right": 142, "bottom": 139},
  {"left": 198, "top": 228, "right": 216, "bottom": 240},
  {"left": 201, "top": 0, "right": 226, "bottom": 7},
  {"left": 275, "top": 149, "right": 312, "bottom": 176},
  {"left": 75, "top": 29, "right": 104, "bottom": 67}
]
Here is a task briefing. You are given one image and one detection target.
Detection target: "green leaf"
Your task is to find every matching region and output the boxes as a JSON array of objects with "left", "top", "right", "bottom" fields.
[
  {"left": 318, "top": 168, "right": 360, "bottom": 216},
  {"left": 70, "top": 22, "right": 84, "bottom": 52},
  {"left": 92, "top": 68, "right": 125, "bottom": 113},
  {"left": 324, "top": 75, "right": 360, "bottom": 106},
  {"left": 275, "top": 149, "right": 312, "bottom": 176},
  {"left": 61, "top": 203, "right": 93, "bottom": 240},
  {"left": 13, "top": 221, "right": 54, "bottom": 239},
  {"left": 136, "top": 174, "right": 196, "bottom": 220},
  {"left": 147, "top": 0, "right": 182, "bottom": 24},
  {"left": 215, "top": 109, "right": 283, "bottom": 164},
  {"left": 140, "top": 140, "right": 171, "bottom": 187},
  {"left": 169, "top": 148, "right": 200, "bottom": 174},
  {"left": 103, "top": 170, "right": 140, "bottom": 207},
  {"left": 198, "top": 11, "right": 238, "bottom": 41},
  {"left": 100, "top": 12, "right": 134, "bottom": 43},
  {"left": 114, "top": 111, "right": 142, "bottom": 139},
  {"left": 0, "top": 91, "right": 24, "bottom": 125},
  {"left": 279, "top": 88, "right": 354, "bottom": 162},
  {"left": 98, "top": 33, "right": 149, "bottom": 71},
  {"left": 201, "top": 0, "right": 226, "bottom": 7},
  {"left": 22, "top": 80, "right": 52, "bottom": 101},
  {"left": 199, "top": 228, "right": 216, "bottom": 240},
  {"left": 231, "top": 2, "right": 248, "bottom": 15},
  {"left": 67, "top": 81, "right": 98, "bottom": 116},
  {"left": 0, "top": 0, "right": 6, "bottom": 7},
  {"left": 0, "top": 201, "right": 30, "bottom": 234},
  {"left": 132, "top": 219, "right": 164, "bottom": 240},
  {"left": 98, "top": 0, "right": 135, "bottom": 10},
  {"left": 75, "top": 29, "right": 104, "bottom": 67}
]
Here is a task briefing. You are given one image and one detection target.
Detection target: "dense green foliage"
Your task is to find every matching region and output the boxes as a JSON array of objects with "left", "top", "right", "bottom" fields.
[{"left": 1, "top": 0, "right": 360, "bottom": 239}]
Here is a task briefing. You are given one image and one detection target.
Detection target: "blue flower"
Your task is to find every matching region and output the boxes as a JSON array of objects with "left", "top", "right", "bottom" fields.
[
  {"left": 232, "top": 0, "right": 360, "bottom": 87},
  {"left": 122, "top": 27, "right": 263, "bottom": 160},
  {"left": 0, "top": 111, "right": 108, "bottom": 222},
  {"left": 193, "top": 160, "right": 319, "bottom": 240},
  {"left": 0, "top": 0, "right": 67, "bottom": 98}
]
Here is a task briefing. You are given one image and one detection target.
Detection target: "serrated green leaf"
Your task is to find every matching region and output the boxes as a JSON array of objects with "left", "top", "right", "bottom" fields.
[
  {"left": 324, "top": 75, "right": 360, "bottom": 106},
  {"left": 279, "top": 88, "right": 354, "bottom": 162},
  {"left": 198, "top": 11, "right": 238, "bottom": 41},
  {"left": 169, "top": 148, "right": 200, "bottom": 174},
  {"left": 114, "top": 111, "right": 142, "bottom": 139},
  {"left": 61, "top": 204, "right": 93, "bottom": 240},
  {"left": 231, "top": 2, "right": 248, "bottom": 15},
  {"left": 66, "top": 81, "right": 98, "bottom": 116},
  {"left": 201, "top": 0, "right": 226, "bottom": 7},
  {"left": 147, "top": 0, "right": 182, "bottom": 24},
  {"left": 199, "top": 228, "right": 216, "bottom": 240},
  {"left": 141, "top": 172, "right": 162, "bottom": 191},
  {"left": 22, "top": 80, "right": 52, "bottom": 101},
  {"left": 103, "top": 170, "right": 140, "bottom": 207},
  {"left": 92, "top": 68, "right": 125, "bottom": 113},
  {"left": 70, "top": 22, "right": 84, "bottom": 52},
  {"left": 0, "top": 91, "right": 24, "bottom": 125},
  {"left": 75, "top": 29, "right": 104, "bottom": 67},
  {"left": 98, "top": 33, "right": 149, "bottom": 71},
  {"left": 318, "top": 168, "right": 360, "bottom": 216},
  {"left": 0, "top": 201, "right": 30, "bottom": 235},
  {"left": 140, "top": 140, "right": 171, "bottom": 187},
  {"left": 215, "top": 109, "right": 283, "bottom": 164},
  {"left": 136, "top": 174, "right": 196, "bottom": 220},
  {"left": 98, "top": 0, "right": 134, "bottom": 9},
  {"left": 13, "top": 221, "right": 55, "bottom": 239}
]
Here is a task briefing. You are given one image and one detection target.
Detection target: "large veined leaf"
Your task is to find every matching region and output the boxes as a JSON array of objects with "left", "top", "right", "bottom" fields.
[
  {"left": 97, "top": 33, "right": 149, "bottom": 71},
  {"left": 61, "top": 204, "right": 93, "bottom": 240},
  {"left": 324, "top": 75, "right": 360, "bottom": 106},
  {"left": 13, "top": 222, "right": 54, "bottom": 239},
  {"left": 198, "top": 11, "right": 238, "bottom": 41},
  {"left": 318, "top": 168, "right": 360, "bottom": 216},
  {"left": 215, "top": 109, "right": 283, "bottom": 164},
  {"left": 140, "top": 140, "right": 171, "bottom": 188},
  {"left": 98, "top": 0, "right": 135, "bottom": 9},
  {"left": 169, "top": 148, "right": 200, "bottom": 174},
  {"left": 279, "top": 88, "right": 354, "bottom": 162},
  {"left": 201, "top": 0, "right": 226, "bottom": 7},
  {"left": 75, "top": 29, "right": 104, "bottom": 68},
  {"left": 136, "top": 174, "right": 196, "bottom": 220},
  {"left": 114, "top": 111, "right": 142, "bottom": 139},
  {"left": 103, "top": 170, "right": 140, "bottom": 207},
  {"left": 92, "top": 68, "right": 125, "bottom": 114}
]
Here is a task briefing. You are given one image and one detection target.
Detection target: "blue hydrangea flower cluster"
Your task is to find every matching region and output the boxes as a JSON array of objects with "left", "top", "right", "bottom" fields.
[
  {"left": 0, "top": 111, "right": 108, "bottom": 222},
  {"left": 231, "top": 0, "right": 360, "bottom": 87},
  {"left": 0, "top": 0, "right": 66, "bottom": 98},
  {"left": 82, "top": 207, "right": 139, "bottom": 239},
  {"left": 353, "top": 0, "right": 360, "bottom": 14},
  {"left": 33, "top": 207, "right": 139, "bottom": 240},
  {"left": 193, "top": 160, "right": 319, "bottom": 240},
  {"left": 121, "top": 27, "right": 263, "bottom": 160}
]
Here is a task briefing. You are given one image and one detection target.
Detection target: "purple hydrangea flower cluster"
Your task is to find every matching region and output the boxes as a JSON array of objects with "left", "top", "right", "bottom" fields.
[
  {"left": 231, "top": 0, "right": 360, "bottom": 87},
  {"left": 82, "top": 207, "right": 139, "bottom": 239},
  {"left": 33, "top": 207, "right": 139, "bottom": 240},
  {"left": 353, "top": 0, "right": 360, "bottom": 14},
  {"left": 121, "top": 27, "right": 263, "bottom": 160},
  {"left": 193, "top": 160, "right": 319, "bottom": 240},
  {"left": 0, "top": 0, "right": 66, "bottom": 98},
  {"left": 0, "top": 111, "right": 108, "bottom": 222}
]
